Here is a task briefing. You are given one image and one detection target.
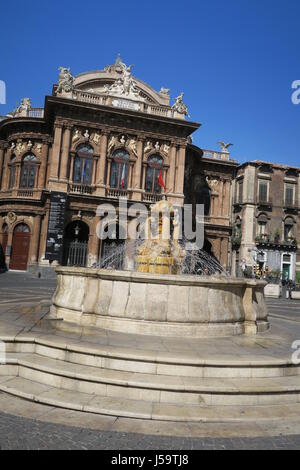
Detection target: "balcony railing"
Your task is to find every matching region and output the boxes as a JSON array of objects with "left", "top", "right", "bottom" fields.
[
  {"left": 0, "top": 188, "right": 42, "bottom": 199},
  {"left": 106, "top": 188, "right": 129, "bottom": 199},
  {"left": 69, "top": 90, "right": 173, "bottom": 119},
  {"left": 142, "top": 192, "right": 163, "bottom": 203},
  {"left": 17, "top": 189, "right": 34, "bottom": 198},
  {"left": 284, "top": 201, "right": 298, "bottom": 210},
  {"left": 257, "top": 197, "right": 272, "bottom": 207},
  {"left": 255, "top": 234, "right": 298, "bottom": 248},
  {"left": 68, "top": 183, "right": 94, "bottom": 195}
]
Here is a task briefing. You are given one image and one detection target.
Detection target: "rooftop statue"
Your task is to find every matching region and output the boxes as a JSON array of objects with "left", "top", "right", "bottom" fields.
[
  {"left": 172, "top": 92, "right": 189, "bottom": 117},
  {"left": 56, "top": 67, "right": 75, "bottom": 95},
  {"left": 104, "top": 55, "right": 141, "bottom": 99},
  {"left": 13, "top": 98, "right": 32, "bottom": 117},
  {"left": 217, "top": 141, "right": 233, "bottom": 153}
]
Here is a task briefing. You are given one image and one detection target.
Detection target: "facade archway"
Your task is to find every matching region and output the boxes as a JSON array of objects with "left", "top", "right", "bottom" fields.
[
  {"left": 101, "top": 223, "right": 127, "bottom": 269},
  {"left": 62, "top": 220, "right": 89, "bottom": 267},
  {"left": 10, "top": 223, "right": 31, "bottom": 270}
]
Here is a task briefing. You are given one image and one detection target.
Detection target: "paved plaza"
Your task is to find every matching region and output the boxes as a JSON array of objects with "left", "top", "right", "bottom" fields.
[{"left": 0, "top": 271, "right": 300, "bottom": 450}]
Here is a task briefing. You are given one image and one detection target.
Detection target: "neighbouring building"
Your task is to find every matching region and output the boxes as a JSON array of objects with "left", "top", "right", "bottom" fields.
[
  {"left": 232, "top": 160, "right": 300, "bottom": 281},
  {"left": 184, "top": 145, "right": 238, "bottom": 269}
]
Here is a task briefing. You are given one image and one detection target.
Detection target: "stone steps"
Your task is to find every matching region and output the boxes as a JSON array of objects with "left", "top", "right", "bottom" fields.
[
  {"left": 2, "top": 334, "right": 299, "bottom": 379},
  {"left": 2, "top": 353, "right": 300, "bottom": 406},
  {"left": 1, "top": 374, "right": 300, "bottom": 422}
]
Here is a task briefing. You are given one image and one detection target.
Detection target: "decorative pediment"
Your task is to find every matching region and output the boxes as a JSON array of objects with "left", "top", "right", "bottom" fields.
[{"left": 54, "top": 56, "right": 189, "bottom": 120}]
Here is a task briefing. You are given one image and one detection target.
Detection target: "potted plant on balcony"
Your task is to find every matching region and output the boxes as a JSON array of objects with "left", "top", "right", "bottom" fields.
[
  {"left": 274, "top": 228, "right": 281, "bottom": 244},
  {"left": 255, "top": 234, "right": 262, "bottom": 244}
]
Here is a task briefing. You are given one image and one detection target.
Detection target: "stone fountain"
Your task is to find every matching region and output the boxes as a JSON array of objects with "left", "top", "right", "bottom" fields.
[{"left": 49, "top": 200, "right": 269, "bottom": 337}]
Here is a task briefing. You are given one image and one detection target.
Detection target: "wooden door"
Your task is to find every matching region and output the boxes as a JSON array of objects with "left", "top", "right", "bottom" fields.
[{"left": 10, "top": 224, "right": 30, "bottom": 271}]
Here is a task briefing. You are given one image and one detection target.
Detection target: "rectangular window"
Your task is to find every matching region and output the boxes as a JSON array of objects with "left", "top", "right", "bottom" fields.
[
  {"left": 285, "top": 184, "right": 294, "bottom": 206},
  {"left": 258, "top": 180, "right": 268, "bottom": 202},
  {"left": 236, "top": 180, "right": 243, "bottom": 203},
  {"left": 258, "top": 222, "right": 266, "bottom": 235}
]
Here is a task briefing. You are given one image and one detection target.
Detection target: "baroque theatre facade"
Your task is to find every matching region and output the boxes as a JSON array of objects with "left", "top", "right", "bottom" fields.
[{"left": 0, "top": 57, "right": 234, "bottom": 273}]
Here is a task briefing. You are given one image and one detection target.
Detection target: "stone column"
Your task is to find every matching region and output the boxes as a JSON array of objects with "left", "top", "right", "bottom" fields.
[
  {"left": 38, "top": 210, "right": 49, "bottom": 262},
  {"left": 132, "top": 138, "right": 144, "bottom": 200},
  {"left": 167, "top": 145, "right": 177, "bottom": 193},
  {"left": 48, "top": 121, "right": 63, "bottom": 184},
  {"left": 37, "top": 141, "right": 49, "bottom": 189},
  {"left": 175, "top": 145, "right": 186, "bottom": 195},
  {"left": 2, "top": 149, "right": 10, "bottom": 191},
  {"left": 87, "top": 217, "right": 99, "bottom": 266},
  {"left": 95, "top": 131, "right": 108, "bottom": 196},
  {"left": 60, "top": 124, "right": 72, "bottom": 181},
  {"left": 141, "top": 162, "right": 147, "bottom": 194},
  {"left": 106, "top": 159, "right": 112, "bottom": 187},
  {"left": 29, "top": 215, "right": 42, "bottom": 264},
  {"left": 69, "top": 152, "right": 75, "bottom": 183}
]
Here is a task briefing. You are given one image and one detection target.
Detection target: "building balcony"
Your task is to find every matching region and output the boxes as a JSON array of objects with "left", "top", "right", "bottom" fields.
[
  {"left": 255, "top": 234, "right": 298, "bottom": 250},
  {"left": 68, "top": 183, "right": 94, "bottom": 195},
  {"left": 257, "top": 197, "right": 272, "bottom": 209},
  {"left": 106, "top": 188, "right": 131, "bottom": 199},
  {"left": 0, "top": 188, "right": 43, "bottom": 200},
  {"left": 142, "top": 192, "right": 163, "bottom": 203},
  {"left": 284, "top": 201, "right": 299, "bottom": 212}
]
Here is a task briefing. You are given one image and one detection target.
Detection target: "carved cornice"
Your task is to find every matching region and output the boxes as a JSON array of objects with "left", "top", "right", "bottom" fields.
[{"left": 7, "top": 132, "right": 51, "bottom": 142}]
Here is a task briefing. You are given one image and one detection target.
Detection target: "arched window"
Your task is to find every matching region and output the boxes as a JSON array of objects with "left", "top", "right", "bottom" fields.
[
  {"left": 20, "top": 154, "right": 37, "bottom": 189},
  {"left": 145, "top": 155, "right": 163, "bottom": 193},
  {"left": 284, "top": 217, "right": 295, "bottom": 241},
  {"left": 8, "top": 155, "right": 17, "bottom": 189},
  {"left": 73, "top": 144, "right": 94, "bottom": 185},
  {"left": 110, "top": 149, "right": 130, "bottom": 189},
  {"left": 14, "top": 223, "right": 30, "bottom": 233}
]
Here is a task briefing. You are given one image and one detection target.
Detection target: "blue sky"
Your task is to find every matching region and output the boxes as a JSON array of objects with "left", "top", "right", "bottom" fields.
[{"left": 1, "top": 0, "right": 300, "bottom": 166}]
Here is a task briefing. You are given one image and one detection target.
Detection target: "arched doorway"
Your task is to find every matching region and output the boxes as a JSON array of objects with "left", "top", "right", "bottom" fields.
[
  {"left": 100, "top": 223, "right": 126, "bottom": 269},
  {"left": 62, "top": 221, "right": 89, "bottom": 267},
  {"left": 0, "top": 223, "right": 8, "bottom": 269},
  {"left": 10, "top": 223, "right": 31, "bottom": 271}
]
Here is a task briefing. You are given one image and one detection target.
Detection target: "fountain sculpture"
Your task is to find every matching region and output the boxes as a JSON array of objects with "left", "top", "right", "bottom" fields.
[{"left": 49, "top": 199, "right": 269, "bottom": 337}]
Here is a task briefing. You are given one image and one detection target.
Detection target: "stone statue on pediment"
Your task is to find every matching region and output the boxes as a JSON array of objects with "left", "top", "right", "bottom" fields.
[
  {"left": 72, "top": 129, "right": 81, "bottom": 143},
  {"left": 159, "top": 87, "right": 170, "bottom": 95},
  {"left": 92, "top": 133, "right": 101, "bottom": 145},
  {"left": 56, "top": 67, "right": 75, "bottom": 95},
  {"left": 127, "top": 138, "right": 138, "bottom": 157},
  {"left": 217, "top": 141, "right": 233, "bottom": 153},
  {"left": 108, "top": 135, "right": 117, "bottom": 154},
  {"left": 161, "top": 143, "right": 170, "bottom": 156},
  {"left": 104, "top": 56, "right": 141, "bottom": 100},
  {"left": 144, "top": 141, "right": 153, "bottom": 154},
  {"left": 13, "top": 98, "right": 32, "bottom": 117},
  {"left": 172, "top": 92, "right": 189, "bottom": 117},
  {"left": 16, "top": 141, "right": 26, "bottom": 156}
]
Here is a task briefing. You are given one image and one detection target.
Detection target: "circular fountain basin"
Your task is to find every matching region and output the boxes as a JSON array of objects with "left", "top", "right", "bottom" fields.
[{"left": 49, "top": 267, "right": 269, "bottom": 337}]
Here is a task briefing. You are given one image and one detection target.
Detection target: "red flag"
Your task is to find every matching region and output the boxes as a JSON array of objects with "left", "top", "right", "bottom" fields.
[
  {"left": 120, "top": 164, "right": 126, "bottom": 188},
  {"left": 157, "top": 170, "right": 166, "bottom": 191}
]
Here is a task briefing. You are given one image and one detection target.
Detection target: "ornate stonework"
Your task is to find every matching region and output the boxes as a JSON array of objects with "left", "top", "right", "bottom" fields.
[{"left": 56, "top": 67, "right": 75, "bottom": 95}]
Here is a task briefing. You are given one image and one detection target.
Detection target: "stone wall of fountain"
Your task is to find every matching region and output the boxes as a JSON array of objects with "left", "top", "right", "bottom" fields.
[
  {"left": 49, "top": 267, "right": 268, "bottom": 337},
  {"left": 49, "top": 199, "right": 269, "bottom": 337}
]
